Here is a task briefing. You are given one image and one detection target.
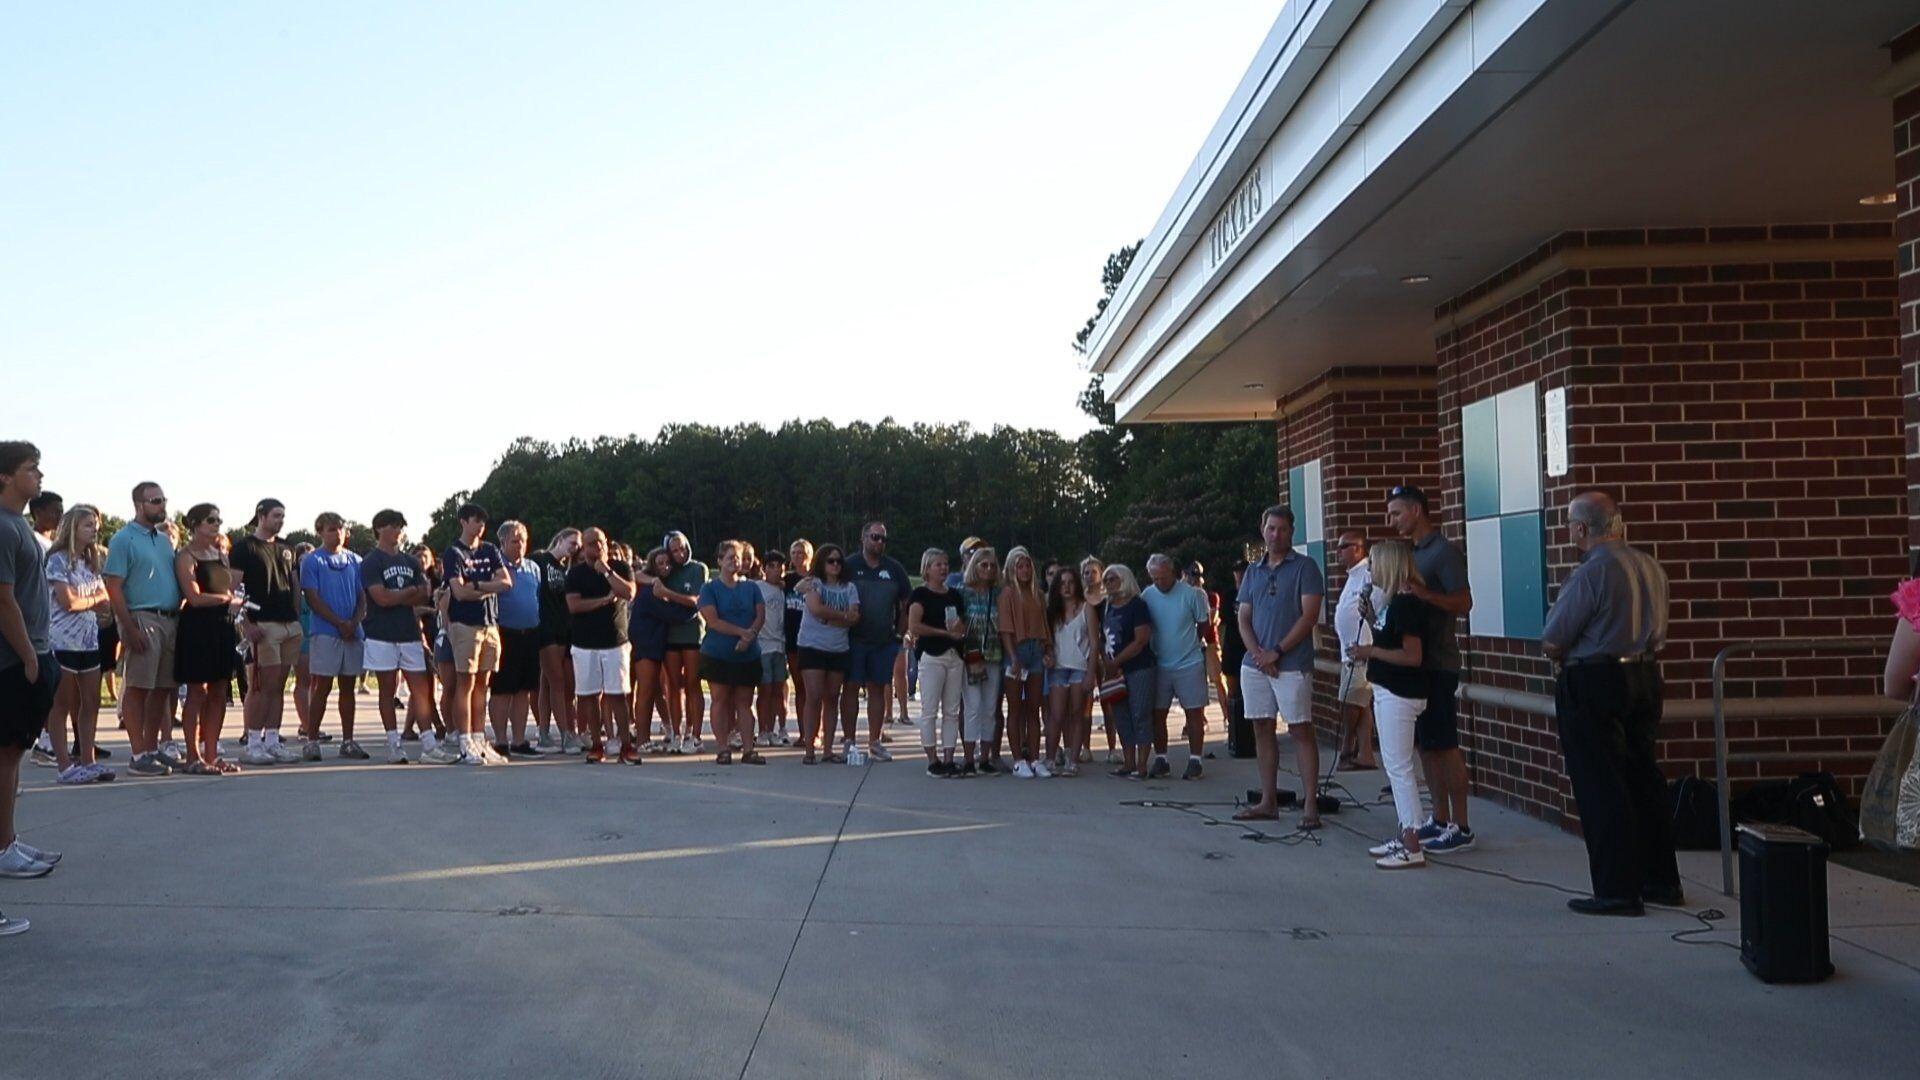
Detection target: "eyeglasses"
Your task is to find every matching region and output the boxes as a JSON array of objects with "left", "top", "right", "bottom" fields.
[
  {"left": 823, "top": 556, "right": 843, "bottom": 565},
  {"left": 1338, "top": 541, "right": 1362, "bottom": 550}
]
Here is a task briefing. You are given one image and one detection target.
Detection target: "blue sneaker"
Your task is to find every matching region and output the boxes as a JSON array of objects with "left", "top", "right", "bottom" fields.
[
  {"left": 1415, "top": 819, "right": 1447, "bottom": 843},
  {"left": 1424, "top": 825, "right": 1476, "bottom": 854}
]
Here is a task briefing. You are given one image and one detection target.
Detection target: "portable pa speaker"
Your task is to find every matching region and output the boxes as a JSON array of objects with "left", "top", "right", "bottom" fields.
[{"left": 1737, "top": 822, "right": 1834, "bottom": 984}]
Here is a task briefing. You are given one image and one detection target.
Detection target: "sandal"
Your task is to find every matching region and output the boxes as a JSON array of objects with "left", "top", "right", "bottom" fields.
[
  {"left": 802, "top": 751, "right": 817, "bottom": 765},
  {"left": 1298, "top": 817, "right": 1324, "bottom": 831},
  {"left": 183, "top": 760, "right": 219, "bottom": 776},
  {"left": 213, "top": 758, "right": 242, "bottom": 774},
  {"left": 823, "top": 751, "right": 845, "bottom": 764},
  {"left": 740, "top": 750, "right": 766, "bottom": 765},
  {"left": 1232, "top": 807, "right": 1279, "bottom": 822}
]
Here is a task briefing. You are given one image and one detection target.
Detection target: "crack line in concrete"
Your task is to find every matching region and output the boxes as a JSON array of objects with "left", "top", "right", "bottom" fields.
[{"left": 738, "top": 760, "right": 872, "bottom": 1080}]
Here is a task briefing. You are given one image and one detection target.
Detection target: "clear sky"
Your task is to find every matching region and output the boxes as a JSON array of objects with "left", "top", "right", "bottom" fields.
[{"left": 4, "top": 1, "right": 1278, "bottom": 531}]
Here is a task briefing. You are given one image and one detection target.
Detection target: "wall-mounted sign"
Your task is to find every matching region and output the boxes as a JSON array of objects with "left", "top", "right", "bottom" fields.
[
  {"left": 1544, "top": 386, "right": 1568, "bottom": 478},
  {"left": 1205, "top": 163, "right": 1266, "bottom": 272}
]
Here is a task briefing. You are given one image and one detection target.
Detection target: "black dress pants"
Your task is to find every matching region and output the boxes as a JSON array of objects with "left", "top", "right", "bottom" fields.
[{"left": 1554, "top": 662, "right": 1681, "bottom": 901}]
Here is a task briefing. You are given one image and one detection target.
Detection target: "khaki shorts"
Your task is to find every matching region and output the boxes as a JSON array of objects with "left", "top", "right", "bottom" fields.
[
  {"left": 121, "top": 610, "right": 179, "bottom": 690},
  {"left": 253, "top": 620, "right": 304, "bottom": 668},
  {"left": 449, "top": 622, "right": 501, "bottom": 675}
]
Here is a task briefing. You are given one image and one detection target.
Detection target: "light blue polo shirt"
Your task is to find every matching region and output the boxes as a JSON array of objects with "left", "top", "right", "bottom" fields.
[
  {"left": 104, "top": 522, "right": 181, "bottom": 611},
  {"left": 1141, "top": 580, "right": 1211, "bottom": 671}
]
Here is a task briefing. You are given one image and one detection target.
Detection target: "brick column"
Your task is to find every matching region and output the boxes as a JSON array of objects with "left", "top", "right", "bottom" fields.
[
  {"left": 1435, "top": 227, "right": 1903, "bottom": 826},
  {"left": 1276, "top": 367, "right": 1439, "bottom": 727},
  {"left": 1897, "top": 27, "right": 1920, "bottom": 559}
]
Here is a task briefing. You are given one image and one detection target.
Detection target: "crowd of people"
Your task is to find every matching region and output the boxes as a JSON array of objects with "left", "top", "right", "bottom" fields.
[{"left": 1, "top": 436, "right": 1690, "bottom": 936}]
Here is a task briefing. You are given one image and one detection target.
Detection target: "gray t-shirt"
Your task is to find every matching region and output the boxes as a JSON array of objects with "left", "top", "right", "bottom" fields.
[
  {"left": 1239, "top": 551, "right": 1326, "bottom": 673},
  {"left": 1413, "top": 530, "right": 1468, "bottom": 672},
  {"left": 0, "top": 509, "right": 50, "bottom": 668}
]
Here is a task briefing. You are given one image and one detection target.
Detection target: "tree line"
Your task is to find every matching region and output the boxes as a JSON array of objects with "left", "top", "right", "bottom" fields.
[{"left": 417, "top": 243, "right": 1280, "bottom": 577}]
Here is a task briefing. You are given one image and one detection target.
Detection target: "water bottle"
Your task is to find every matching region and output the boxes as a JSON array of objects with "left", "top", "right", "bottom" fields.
[{"left": 846, "top": 743, "right": 867, "bottom": 766}]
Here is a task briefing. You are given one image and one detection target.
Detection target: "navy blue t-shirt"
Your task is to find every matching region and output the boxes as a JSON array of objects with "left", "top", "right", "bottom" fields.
[
  {"left": 443, "top": 539, "right": 507, "bottom": 627},
  {"left": 1102, "top": 596, "right": 1156, "bottom": 675}
]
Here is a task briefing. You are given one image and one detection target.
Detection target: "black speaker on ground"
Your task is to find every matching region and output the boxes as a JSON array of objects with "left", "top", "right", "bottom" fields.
[
  {"left": 1226, "top": 691, "right": 1254, "bottom": 758},
  {"left": 1737, "top": 822, "right": 1834, "bottom": 984}
]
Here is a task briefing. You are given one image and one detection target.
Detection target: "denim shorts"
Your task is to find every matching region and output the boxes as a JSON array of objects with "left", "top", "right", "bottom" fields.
[
  {"left": 760, "top": 651, "right": 789, "bottom": 684},
  {"left": 1046, "top": 666, "right": 1086, "bottom": 693},
  {"left": 847, "top": 639, "right": 900, "bottom": 685},
  {"left": 1005, "top": 639, "right": 1046, "bottom": 678}
]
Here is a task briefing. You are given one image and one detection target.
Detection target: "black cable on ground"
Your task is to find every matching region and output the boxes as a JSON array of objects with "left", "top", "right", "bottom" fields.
[{"left": 1129, "top": 795, "right": 1737, "bottom": 950}]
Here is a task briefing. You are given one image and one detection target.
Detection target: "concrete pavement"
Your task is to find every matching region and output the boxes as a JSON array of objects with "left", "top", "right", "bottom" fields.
[{"left": 4, "top": 697, "right": 1916, "bottom": 1079}]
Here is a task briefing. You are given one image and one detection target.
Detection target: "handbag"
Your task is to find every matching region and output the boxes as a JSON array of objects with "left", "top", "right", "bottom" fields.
[
  {"left": 1097, "top": 675, "right": 1129, "bottom": 706},
  {"left": 1860, "top": 687, "right": 1920, "bottom": 850}
]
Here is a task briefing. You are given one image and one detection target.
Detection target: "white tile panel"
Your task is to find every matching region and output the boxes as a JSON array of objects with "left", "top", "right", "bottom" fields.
[
  {"left": 1496, "top": 383, "right": 1541, "bottom": 514},
  {"left": 1465, "top": 517, "right": 1506, "bottom": 638}
]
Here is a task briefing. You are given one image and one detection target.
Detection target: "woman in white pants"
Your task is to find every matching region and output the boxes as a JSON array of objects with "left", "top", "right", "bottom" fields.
[
  {"left": 1345, "top": 540, "right": 1435, "bottom": 870},
  {"left": 908, "top": 549, "right": 967, "bottom": 776},
  {"left": 956, "top": 547, "right": 1003, "bottom": 776}
]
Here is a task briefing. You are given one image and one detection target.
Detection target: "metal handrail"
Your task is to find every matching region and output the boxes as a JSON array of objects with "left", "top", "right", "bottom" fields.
[{"left": 1711, "top": 637, "right": 1891, "bottom": 897}]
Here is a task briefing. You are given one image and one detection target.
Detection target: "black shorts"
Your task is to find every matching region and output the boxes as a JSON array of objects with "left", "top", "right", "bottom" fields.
[
  {"left": 97, "top": 620, "right": 120, "bottom": 665},
  {"left": 492, "top": 628, "right": 542, "bottom": 695},
  {"left": 699, "top": 654, "right": 759, "bottom": 688},
  {"left": 1416, "top": 670, "right": 1461, "bottom": 751},
  {"left": 56, "top": 649, "right": 102, "bottom": 673},
  {"left": 665, "top": 641, "right": 701, "bottom": 654},
  {"left": 793, "top": 646, "right": 850, "bottom": 674},
  {"left": 0, "top": 655, "right": 60, "bottom": 751},
  {"left": 537, "top": 624, "right": 570, "bottom": 650}
]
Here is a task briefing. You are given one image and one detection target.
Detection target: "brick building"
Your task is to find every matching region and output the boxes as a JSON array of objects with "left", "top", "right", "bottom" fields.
[{"left": 1083, "top": 1, "right": 1920, "bottom": 825}]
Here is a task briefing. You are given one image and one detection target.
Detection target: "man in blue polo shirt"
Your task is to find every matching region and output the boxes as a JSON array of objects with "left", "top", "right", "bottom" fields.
[
  {"left": 1236, "top": 505, "right": 1326, "bottom": 825},
  {"left": 841, "top": 519, "right": 910, "bottom": 762},
  {"left": 104, "top": 480, "right": 183, "bottom": 777},
  {"left": 1141, "top": 553, "right": 1215, "bottom": 780}
]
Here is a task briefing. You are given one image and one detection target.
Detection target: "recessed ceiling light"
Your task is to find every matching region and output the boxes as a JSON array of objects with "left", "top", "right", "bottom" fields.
[
  {"left": 1243, "top": 382, "right": 1265, "bottom": 390},
  {"left": 1400, "top": 273, "right": 1431, "bottom": 284},
  {"left": 1859, "top": 192, "right": 1897, "bottom": 206}
]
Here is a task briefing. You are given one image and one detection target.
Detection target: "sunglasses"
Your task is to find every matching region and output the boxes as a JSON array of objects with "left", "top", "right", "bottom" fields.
[
  {"left": 144, "top": 497, "right": 167, "bottom": 505},
  {"left": 207, "top": 517, "right": 223, "bottom": 526},
  {"left": 823, "top": 556, "right": 843, "bottom": 565},
  {"left": 867, "top": 534, "right": 887, "bottom": 542}
]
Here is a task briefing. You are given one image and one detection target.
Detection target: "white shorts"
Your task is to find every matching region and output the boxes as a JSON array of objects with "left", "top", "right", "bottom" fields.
[
  {"left": 308, "top": 635, "right": 365, "bottom": 678},
  {"left": 364, "top": 638, "right": 427, "bottom": 674},
  {"left": 1240, "top": 666, "right": 1311, "bottom": 733},
  {"left": 572, "top": 644, "right": 632, "bottom": 697}
]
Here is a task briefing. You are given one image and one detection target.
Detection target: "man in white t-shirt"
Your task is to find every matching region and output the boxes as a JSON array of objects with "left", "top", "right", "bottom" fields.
[{"left": 1332, "top": 530, "right": 1379, "bottom": 771}]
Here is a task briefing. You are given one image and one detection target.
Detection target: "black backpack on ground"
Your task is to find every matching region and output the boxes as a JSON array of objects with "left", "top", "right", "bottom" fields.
[
  {"left": 1668, "top": 776, "right": 1722, "bottom": 850},
  {"left": 1731, "top": 771, "right": 1860, "bottom": 851}
]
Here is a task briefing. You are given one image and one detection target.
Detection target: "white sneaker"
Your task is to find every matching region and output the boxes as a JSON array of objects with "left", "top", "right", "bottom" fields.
[
  {"left": 268, "top": 742, "right": 304, "bottom": 765},
  {"left": 1376, "top": 847, "right": 1426, "bottom": 869},
  {"left": 1369, "top": 838, "right": 1405, "bottom": 857},
  {"left": 241, "top": 744, "right": 274, "bottom": 766},
  {"left": 867, "top": 743, "right": 893, "bottom": 762},
  {"left": 10, "top": 839, "right": 60, "bottom": 866},
  {"left": 386, "top": 741, "right": 410, "bottom": 765},
  {"left": 422, "top": 744, "right": 464, "bottom": 765},
  {"left": 1012, "top": 760, "right": 1034, "bottom": 779},
  {"left": 480, "top": 744, "right": 508, "bottom": 766},
  {"left": 683, "top": 736, "right": 702, "bottom": 754},
  {"left": 537, "top": 730, "right": 558, "bottom": 751},
  {"left": 0, "top": 843, "right": 53, "bottom": 879},
  {"left": 455, "top": 745, "right": 485, "bottom": 766},
  {"left": 1031, "top": 758, "right": 1052, "bottom": 779},
  {"left": 562, "top": 733, "right": 582, "bottom": 756}
]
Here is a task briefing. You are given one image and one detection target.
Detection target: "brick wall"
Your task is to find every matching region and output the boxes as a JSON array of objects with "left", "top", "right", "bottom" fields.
[
  {"left": 1276, "top": 368, "right": 1439, "bottom": 728},
  {"left": 1433, "top": 226, "right": 1904, "bottom": 825},
  {"left": 1898, "top": 27, "right": 1920, "bottom": 556}
]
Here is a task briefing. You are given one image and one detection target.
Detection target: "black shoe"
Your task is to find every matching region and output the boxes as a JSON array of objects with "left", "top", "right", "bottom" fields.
[
  {"left": 509, "top": 742, "right": 540, "bottom": 757},
  {"left": 958, "top": 762, "right": 977, "bottom": 777},
  {"left": 1567, "top": 897, "right": 1644, "bottom": 917},
  {"left": 1641, "top": 886, "right": 1686, "bottom": 907},
  {"left": 493, "top": 743, "right": 511, "bottom": 757},
  {"left": 73, "top": 744, "right": 112, "bottom": 760},
  {"left": 926, "top": 761, "right": 949, "bottom": 777}
]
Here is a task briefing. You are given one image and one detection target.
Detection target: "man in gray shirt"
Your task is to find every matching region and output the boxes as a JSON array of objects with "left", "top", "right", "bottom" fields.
[
  {"left": 1542, "top": 490, "right": 1679, "bottom": 917},
  {"left": 1388, "top": 484, "right": 1476, "bottom": 852},
  {"left": 0, "top": 441, "right": 60, "bottom": 917}
]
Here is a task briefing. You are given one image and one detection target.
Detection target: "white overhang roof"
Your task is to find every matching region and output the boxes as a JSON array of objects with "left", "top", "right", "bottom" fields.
[{"left": 1085, "top": 0, "right": 1917, "bottom": 423}]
